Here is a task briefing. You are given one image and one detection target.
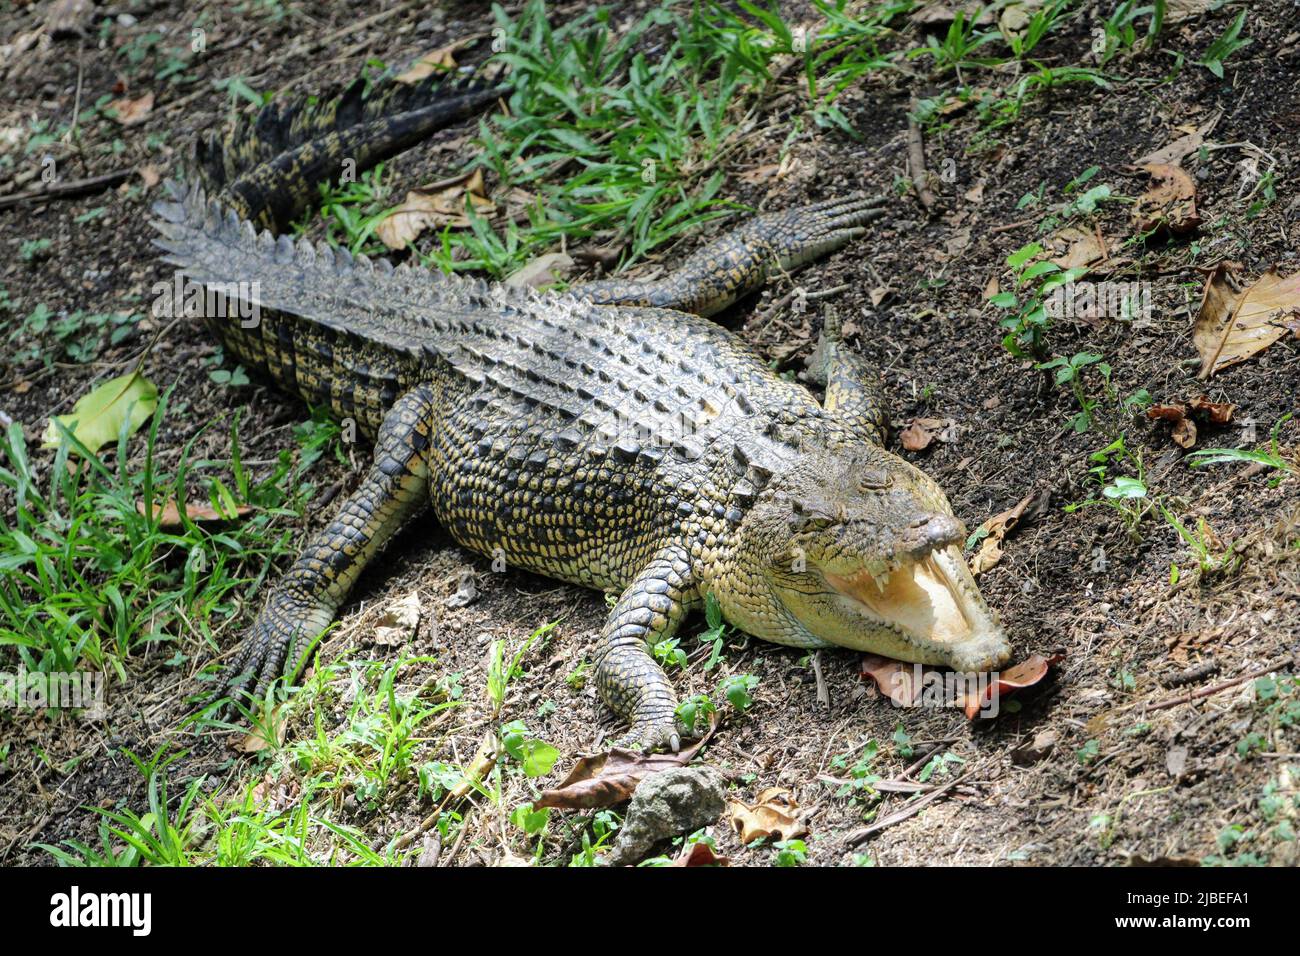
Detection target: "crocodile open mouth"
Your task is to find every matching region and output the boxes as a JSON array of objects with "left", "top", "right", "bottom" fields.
[{"left": 824, "top": 545, "right": 975, "bottom": 648}]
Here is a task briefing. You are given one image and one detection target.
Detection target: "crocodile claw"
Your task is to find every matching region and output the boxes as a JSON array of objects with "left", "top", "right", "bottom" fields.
[
  {"left": 213, "top": 587, "right": 329, "bottom": 721},
  {"left": 614, "top": 718, "right": 683, "bottom": 754}
]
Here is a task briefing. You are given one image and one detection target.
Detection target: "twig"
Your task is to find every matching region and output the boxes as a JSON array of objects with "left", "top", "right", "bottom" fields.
[
  {"left": 906, "top": 96, "right": 935, "bottom": 213},
  {"left": 1161, "top": 660, "right": 1219, "bottom": 689},
  {"left": 0, "top": 169, "right": 131, "bottom": 210},
  {"left": 811, "top": 651, "right": 829, "bottom": 708},
  {"left": 845, "top": 771, "right": 970, "bottom": 845},
  {"left": 1118, "top": 658, "right": 1289, "bottom": 717}
]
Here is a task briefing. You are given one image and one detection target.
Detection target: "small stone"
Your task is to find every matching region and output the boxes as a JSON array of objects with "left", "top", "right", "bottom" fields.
[{"left": 602, "top": 766, "right": 727, "bottom": 867}]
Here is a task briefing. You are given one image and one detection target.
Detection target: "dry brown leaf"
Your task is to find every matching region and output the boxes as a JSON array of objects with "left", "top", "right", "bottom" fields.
[
  {"left": 136, "top": 498, "right": 251, "bottom": 528},
  {"left": 969, "top": 488, "right": 1050, "bottom": 575},
  {"left": 108, "top": 91, "right": 154, "bottom": 127},
  {"left": 138, "top": 164, "right": 161, "bottom": 189},
  {"left": 727, "top": 787, "right": 808, "bottom": 844},
  {"left": 910, "top": 2, "right": 994, "bottom": 27},
  {"left": 739, "top": 163, "right": 782, "bottom": 185},
  {"left": 860, "top": 653, "right": 921, "bottom": 706},
  {"left": 899, "top": 417, "right": 957, "bottom": 452},
  {"left": 671, "top": 842, "right": 729, "bottom": 867},
  {"left": 998, "top": 0, "right": 1046, "bottom": 36},
  {"left": 1165, "top": 0, "right": 1217, "bottom": 23},
  {"left": 1046, "top": 226, "right": 1107, "bottom": 271},
  {"left": 395, "top": 42, "right": 463, "bottom": 84},
  {"left": 373, "top": 590, "right": 421, "bottom": 646},
  {"left": 1187, "top": 395, "right": 1236, "bottom": 424},
  {"left": 505, "top": 252, "right": 575, "bottom": 290},
  {"left": 375, "top": 170, "right": 496, "bottom": 250},
  {"left": 1131, "top": 163, "right": 1200, "bottom": 236},
  {"left": 237, "top": 703, "right": 287, "bottom": 752},
  {"left": 1133, "top": 112, "right": 1220, "bottom": 166},
  {"left": 1147, "top": 403, "right": 1197, "bottom": 448},
  {"left": 1193, "top": 262, "right": 1300, "bottom": 377},
  {"left": 964, "top": 180, "right": 985, "bottom": 203},
  {"left": 958, "top": 653, "right": 1063, "bottom": 719},
  {"left": 535, "top": 722, "right": 716, "bottom": 810}
]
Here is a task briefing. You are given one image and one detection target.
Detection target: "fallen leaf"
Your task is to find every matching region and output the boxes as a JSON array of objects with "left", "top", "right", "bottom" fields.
[
  {"left": 237, "top": 703, "right": 287, "bottom": 752},
  {"left": 374, "top": 170, "right": 496, "bottom": 250},
  {"left": 969, "top": 488, "right": 1051, "bottom": 575},
  {"left": 1187, "top": 395, "right": 1235, "bottom": 424},
  {"left": 1046, "top": 226, "right": 1107, "bottom": 271},
  {"left": 1146, "top": 403, "right": 1198, "bottom": 448},
  {"left": 395, "top": 42, "right": 461, "bottom": 84},
  {"left": 739, "top": 163, "right": 782, "bottom": 185},
  {"left": 504, "top": 252, "right": 575, "bottom": 290},
  {"left": 963, "top": 180, "right": 985, "bottom": 203},
  {"left": 910, "top": 2, "right": 994, "bottom": 27},
  {"left": 1131, "top": 162, "right": 1200, "bottom": 236},
  {"left": 860, "top": 653, "right": 921, "bottom": 706},
  {"left": 373, "top": 590, "right": 422, "bottom": 646},
  {"left": 43, "top": 371, "right": 158, "bottom": 455},
  {"left": 107, "top": 91, "right": 154, "bottom": 127},
  {"left": 1133, "top": 112, "right": 1220, "bottom": 166},
  {"left": 1164, "top": 0, "right": 1217, "bottom": 23},
  {"left": 1193, "top": 263, "right": 1300, "bottom": 377},
  {"left": 138, "top": 164, "right": 161, "bottom": 189},
  {"left": 136, "top": 498, "right": 251, "bottom": 527},
  {"left": 958, "top": 653, "right": 1063, "bottom": 719},
  {"left": 535, "top": 722, "right": 716, "bottom": 810},
  {"left": 998, "top": 0, "right": 1046, "bottom": 36},
  {"left": 899, "top": 417, "right": 957, "bottom": 452},
  {"left": 727, "top": 787, "right": 808, "bottom": 844},
  {"left": 671, "top": 842, "right": 729, "bottom": 867}
]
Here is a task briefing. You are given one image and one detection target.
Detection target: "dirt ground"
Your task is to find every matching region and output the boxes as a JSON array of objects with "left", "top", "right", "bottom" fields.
[{"left": 1, "top": 0, "right": 1298, "bottom": 867}]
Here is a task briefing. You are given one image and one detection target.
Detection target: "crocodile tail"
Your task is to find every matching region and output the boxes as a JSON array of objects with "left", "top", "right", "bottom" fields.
[{"left": 195, "top": 73, "right": 505, "bottom": 231}]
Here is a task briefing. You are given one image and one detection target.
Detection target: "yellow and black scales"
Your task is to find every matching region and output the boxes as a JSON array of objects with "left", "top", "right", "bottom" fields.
[{"left": 153, "top": 73, "right": 987, "bottom": 751}]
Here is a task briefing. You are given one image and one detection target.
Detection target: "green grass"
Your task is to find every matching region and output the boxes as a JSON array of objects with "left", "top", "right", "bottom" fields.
[{"left": 0, "top": 390, "right": 338, "bottom": 684}]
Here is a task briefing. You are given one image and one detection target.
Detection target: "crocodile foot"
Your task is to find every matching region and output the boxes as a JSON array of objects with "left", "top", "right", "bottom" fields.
[{"left": 214, "top": 587, "right": 332, "bottom": 719}]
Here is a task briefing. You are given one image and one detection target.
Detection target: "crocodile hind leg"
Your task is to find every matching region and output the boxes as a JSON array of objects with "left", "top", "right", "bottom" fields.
[
  {"left": 806, "top": 308, "right": 889, "bottom": 446},
  {"left": 595, "top": 545, "right": 698, "bottom": 751},
  {"left": 576, "top": 193, "right": 886, "bottom": 317},
  {"left": 218, "top": 384, "right": 436, "bottom": 713}
]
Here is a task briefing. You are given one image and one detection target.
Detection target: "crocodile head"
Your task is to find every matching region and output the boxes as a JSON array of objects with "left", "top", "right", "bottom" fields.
[{"left": 720, "top": 444, "right": 1011, "bottom": 672}]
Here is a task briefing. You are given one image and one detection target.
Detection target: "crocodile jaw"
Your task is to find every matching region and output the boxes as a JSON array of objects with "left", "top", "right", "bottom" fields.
[{"left": 824, "top": 545, "right": 1010, "bottom": 672}]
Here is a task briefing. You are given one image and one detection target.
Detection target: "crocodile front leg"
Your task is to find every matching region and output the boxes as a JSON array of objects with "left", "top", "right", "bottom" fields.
[
  {"left": 806, "top": 309, "right": 889, "bottom": 446},
  {"left": 218, "top": 384, "right": 436, "bottom": 713},
  {"left": 577, "top": 193, "right": 886, "bottom": 317},
  {"left": 595, "top": 544, "right": 698, "bottom": 751}
]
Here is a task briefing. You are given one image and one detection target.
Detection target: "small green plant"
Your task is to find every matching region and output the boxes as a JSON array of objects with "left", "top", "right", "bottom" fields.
[
  {"left": 990, "top": 241, "right": 1087, "bottom": 359},
  {"left": 772, "top": 838, "right": 808, "bottom": 866},
  {"left": 1066, "top": 436, "right": 1155, "bottom": 539},
  {"left": 719, "top": 672, "right": 760, "bottom": 712},
  {"left": 1196, "top": 10, "right": 1250, "bottom": 79},
  {"left": 1076, "top": 739, "right": 1101, "bottom": 765},
  {"left": 676, "top": 693, "right": 717, "bottom": 735},
  {"left": 1187, "top": 415, "right": 1296, "bottom": 486},
  {"left": 696, "top": 591, "right": 730, "bottom": 670},
  {"left": 1035, "top": 351, "right": 1108, "bottom": 433}
]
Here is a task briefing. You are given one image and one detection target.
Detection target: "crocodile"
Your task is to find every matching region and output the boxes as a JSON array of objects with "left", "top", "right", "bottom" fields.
[{"left": 154, "top": 72, "right": 1012, "bottom": 750}]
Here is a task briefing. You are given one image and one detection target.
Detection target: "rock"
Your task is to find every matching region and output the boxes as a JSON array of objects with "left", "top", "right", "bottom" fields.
[
  {"left": 1012, "top": 729, "right": 1058, "bottom": 765},
  {"left": 602, "top": 766, "right": 727, "bottom": 867}
]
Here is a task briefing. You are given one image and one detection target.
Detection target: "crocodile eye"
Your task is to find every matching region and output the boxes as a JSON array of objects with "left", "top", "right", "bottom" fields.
[{"left": 789, "top": 500, "right": 837, "bottom": 533}]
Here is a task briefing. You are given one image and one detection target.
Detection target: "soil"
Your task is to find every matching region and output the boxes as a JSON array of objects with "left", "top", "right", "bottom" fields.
[{"left": 1, "top": 0, "right": 1297, "bottom": 867}]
